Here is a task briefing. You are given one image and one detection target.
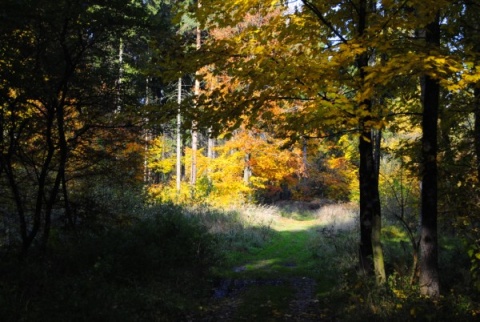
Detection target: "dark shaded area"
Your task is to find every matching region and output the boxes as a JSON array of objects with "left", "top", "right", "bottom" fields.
[{"left": 0, "top": 204, "right": 220, "bottom": 321}]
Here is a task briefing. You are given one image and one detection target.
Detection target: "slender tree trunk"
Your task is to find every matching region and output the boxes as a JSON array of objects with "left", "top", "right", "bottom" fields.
[
  {"left": 191, "top": 128, "right": 198, "bottom": 186},
  {"left": 42, "top": 95, "right": 70, "bottom": 252},
  {"left": 359, "top": 126, "right": 385, "bottom": 283},
  {"left": 244, "top": 153, "right": 252, "bottom": 184},
  {"left": 144, "top": 77, "right": 151, "bottom": 184},
  {"left": 475, "top": 87, "right": 480, "bottom": 180},
  {"left": 116, "top": 38, "right": 124, "bottom": 112},
  {"left": 419, "top": 14, "right": 440, "bottom": 298},
  {"left": 372, "top": 129, "right": 386, "bottom": 283},
  {"left": 191, "top": 0, "right": 202, "bottom": 189},
  {"left": 359, "top": 126, "right": 385, "bottom": 280},
  {"left": 207, "top": 128, "right": 215, "bottom": 159},
  {"left": 207, "top": 128, "right": 215, "bottom": 179},
  {"left": 2, "top": 104, "right": 29, "bottom": 254},
  {"left": 358, "top": 120, "right": 385, "bottom": 285},
  {"left": 177, "top": 77, "right": 182, "bottom": 195}
]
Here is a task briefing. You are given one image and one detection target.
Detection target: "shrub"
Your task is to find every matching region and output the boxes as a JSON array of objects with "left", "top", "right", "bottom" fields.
[{"left": 0, "top": 203, "right": 221, "bottom": 321}]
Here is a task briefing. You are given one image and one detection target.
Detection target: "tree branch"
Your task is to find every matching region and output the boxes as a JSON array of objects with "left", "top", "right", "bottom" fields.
[{"left": 300, "top": 0, "right": 348, "bottom": 44}]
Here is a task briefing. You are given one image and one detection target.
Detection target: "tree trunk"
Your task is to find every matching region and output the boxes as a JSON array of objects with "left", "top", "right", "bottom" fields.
[
  {"left": 191, "top": 1, "right": 202, "bottom": 190},
  {"left": 359, "top": 133, "right": 374, "bottom": 274},
  {"left": 191, "top": 127, "right": 198, "bottom": 187},
  {"left": 28, "top": 106, "right": 56, "bottom": 254},
  {"left": 244, "top": 153, "right": 252, "bottom": 185},
  {"left": 207, "top": 128, "right": 215, "bottom": 159},
  {"left": 419, "top": 14, "right": 440, "bottom": 298},
  {"left": 359, "top": 127, "right": 384, "bottom": 283},
  {"left": 356, "top": 0, "right": 385, "bottom": 283},
  {"left": 465, "top": 0, "right": 480, "bottom": 181},
  {"left": 372, "top": 129, "right": 386, "bottom": 283},
  {"left": 144, "top": 77, "right": 151, "bottom": 184},
  {"left": 475, "top": 87, "right": 480, "bottom": 180},
  {"left": 176, "top": 77, "right": 182, "bottom": 195}
]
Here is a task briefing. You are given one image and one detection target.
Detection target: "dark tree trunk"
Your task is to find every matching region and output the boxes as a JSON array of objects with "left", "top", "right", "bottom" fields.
[
  {"left": 31, "top": 106, "right": 56, "bottom": 254},
  {"left": 475, "top": 87, "right": 480, "bottom": 180},
  {"left": 419, "top": 14, "right": 440, "bottom": 298},
  {"left": 465, "top": 0, "right": 480, "bottom": 181},
  {"left": 359, "top": 131, "right": 374, "bottom": 274},
  {"left": 300, "top": 0, "right": 385, "bottom": 281},
  {"left": 357, "top": 0, "right": 373, "bottom": 276},
  {"left": 357, "top": 0, "right": 385, "bottom": 282},
  {"left": 359, "top": 125, "right": 385, "bottom": 282}
]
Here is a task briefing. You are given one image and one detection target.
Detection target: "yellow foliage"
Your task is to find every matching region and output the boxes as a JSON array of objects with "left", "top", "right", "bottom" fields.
[{"left": 146, "top": 128, "right": 303, "bottom": 206}]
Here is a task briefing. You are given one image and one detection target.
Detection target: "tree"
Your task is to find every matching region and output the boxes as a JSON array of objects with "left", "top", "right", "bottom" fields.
[
  {"left": 192, "top": 0, "right": 388, "bottom": 282},
  {"left": 0, "top": 0, "right": 150, "bottom": 254},
  {"left": 463, "top": 0, "right": 480, "bottom": 181},
  {"left": 419, "top": 12, "right": 441, "bottom": 297}
]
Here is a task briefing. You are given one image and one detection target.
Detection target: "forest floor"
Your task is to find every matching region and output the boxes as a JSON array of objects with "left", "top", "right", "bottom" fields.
[{"left": 188, "top": 204, "right": 355, "bottom": 321}]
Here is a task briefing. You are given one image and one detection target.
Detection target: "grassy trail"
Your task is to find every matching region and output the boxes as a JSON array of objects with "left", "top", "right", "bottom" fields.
[
  {"left": 198, "top": 215, "right": 338, "bottom": 321},
  {"left": 226, "top": 217, "right": 325, "bottom": 278}
]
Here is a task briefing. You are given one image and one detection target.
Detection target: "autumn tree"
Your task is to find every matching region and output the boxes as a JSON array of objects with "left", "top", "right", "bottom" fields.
[
  {"left": 0, "top": 0, "right": 151, "bottom": 254},
  {"left": 190, "top": 0, "right": 390, "bottom": 282}
]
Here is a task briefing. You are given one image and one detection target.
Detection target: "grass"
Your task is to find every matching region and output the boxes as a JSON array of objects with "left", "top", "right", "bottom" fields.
[
  {"left": 214, "top": 204, "right": 345, "bottom": 279},
  {"left": 3, "top": 199, "right": 479, "bottom": 321},
  {"left": 195, "top": 201, "right": 359, "bottom": 320},
  {"left": 215, "top": 202, "right": 358, "bottom": 278},
  {"left": 199, "top": 201, "right": 480, "bottom": 321}
]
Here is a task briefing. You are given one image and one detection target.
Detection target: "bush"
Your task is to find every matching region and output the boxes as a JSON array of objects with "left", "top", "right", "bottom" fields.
[{"left": 0, "top": 203, "right": 221, "bottom": 321}]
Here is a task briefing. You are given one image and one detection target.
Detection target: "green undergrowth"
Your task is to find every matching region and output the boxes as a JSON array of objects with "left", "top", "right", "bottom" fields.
[
  {"left": 208, "top": 202, "right": 480, "bottom": 321},
  {"left": 202, "top": 204, "right": 338, "bottom": 320},
  {"left": 0, "top": 203, "right": 222, "bottom": 321},
  {"left": 2, "top": 201, "right": 479, "bottom": 321}
]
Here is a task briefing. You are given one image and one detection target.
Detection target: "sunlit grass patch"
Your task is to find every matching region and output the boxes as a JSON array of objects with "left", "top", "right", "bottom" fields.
[
  {"left": 205, "top": 201, "right": 360, "bottom": 279},
  {"left": 314, "top": 201, "right": 358, "bottom": 231}
]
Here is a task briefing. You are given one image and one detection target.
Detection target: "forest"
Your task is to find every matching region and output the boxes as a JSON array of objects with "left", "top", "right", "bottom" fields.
[{"left": 1, "top": 0, "right": 480, "bottom": 320}]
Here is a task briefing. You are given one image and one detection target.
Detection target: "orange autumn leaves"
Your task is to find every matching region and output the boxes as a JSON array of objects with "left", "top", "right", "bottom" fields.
[
  {"left": 147, "top": 127, "right": 356, "bottom": 206},
  {"left": 146, "top": 128, "right": 302, "bottom": 206}
]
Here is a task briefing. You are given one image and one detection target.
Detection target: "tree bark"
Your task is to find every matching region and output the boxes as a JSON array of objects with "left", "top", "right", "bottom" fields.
[
  {"left": 419, "top": 14, "right": 440, "bottom": 298},
  {"left": 464, "top": 1, "right": 480, "bottom": 181},
  {"left": 207, "top": 128, "right": 215, "bottom": 159},
  {"left": 359, "top": 126, "right": 384, "bottom": 283},
  {"left": 356, "top": 0, "right": 385, "bottom": 283},
  {"left": 475, "top": 87, "right": 480, "bottom": 180},
  {"left": 244, "top": 153, "right": 252, "bottom": 185},
  {"left": 191, "top": 0, "right": 202, "bottom": 189},
  {"left": 177, "top": 77, "right": 182, "bottom": 195},
  {"left": 359, "top": 132, "right": 374, "bottom": 274},
  {"left": 372, "top": 129, "right": 386, "bottom": 283}
]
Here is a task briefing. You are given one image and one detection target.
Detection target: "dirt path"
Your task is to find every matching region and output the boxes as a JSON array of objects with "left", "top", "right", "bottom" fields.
[
  {"left": 188, "top": 216, "right": 338, "bottom": 321},
  {"left": 190, "top": 276, "right": 331, "bottom": 321}
]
